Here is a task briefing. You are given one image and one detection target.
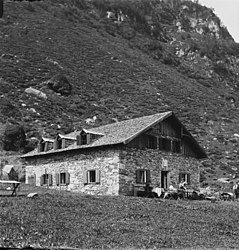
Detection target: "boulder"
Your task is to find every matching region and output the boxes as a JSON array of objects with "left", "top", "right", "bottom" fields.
[
  {"left": 47, "top": 74, "right": 72, "bottom": 96},
  {"left": 0, "top": 123, "right": 26, "bottom": 151},
  {"left": 25, "top": 87, "right": 47, "bottom": 99}
]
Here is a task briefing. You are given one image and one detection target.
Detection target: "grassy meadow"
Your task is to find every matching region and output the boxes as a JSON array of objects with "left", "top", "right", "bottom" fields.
[{"left": 0, "top": 185, "right": 239, "bottom": 249}]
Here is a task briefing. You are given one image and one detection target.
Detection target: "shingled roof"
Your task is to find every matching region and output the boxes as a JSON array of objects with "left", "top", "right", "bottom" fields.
[{"left": 21, "top": 111, "right": 206, "bottom": 158}]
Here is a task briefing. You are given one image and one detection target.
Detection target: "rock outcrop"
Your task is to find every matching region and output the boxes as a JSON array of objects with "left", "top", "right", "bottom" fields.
[{"left": 47, "top": 74, "right": 72, "bottom": 96}]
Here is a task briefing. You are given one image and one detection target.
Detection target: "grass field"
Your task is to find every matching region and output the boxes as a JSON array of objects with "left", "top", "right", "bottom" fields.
[{"left": 0, "top": 185, "right": 239, "bottom": 249}]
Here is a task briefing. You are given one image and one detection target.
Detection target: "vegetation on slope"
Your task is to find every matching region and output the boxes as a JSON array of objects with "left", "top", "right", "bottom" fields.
[
  {"left": 0, "top": 190, "right": 239, "bottom": 249},
  {"left": 0, "top": 0, "right": 239, "bottom": 186}
]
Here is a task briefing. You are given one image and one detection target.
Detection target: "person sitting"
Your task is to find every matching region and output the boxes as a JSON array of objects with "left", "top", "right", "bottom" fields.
[
  {"left": 168, "top": 184, "right": 177, "bottom": 192},
  {"left": 178, "top": 180, "right": 187, "bottom": 199},
  {"left": 152, "top": 184, "right": 164, "bottom": 198},
  {"left": 179, "top": 180, "right": 187, "bottom": 190}
]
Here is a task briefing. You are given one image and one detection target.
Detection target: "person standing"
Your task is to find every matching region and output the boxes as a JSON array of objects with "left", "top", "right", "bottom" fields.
[{"left": 233, "top": 181, "right": 239, "bottom": 201}]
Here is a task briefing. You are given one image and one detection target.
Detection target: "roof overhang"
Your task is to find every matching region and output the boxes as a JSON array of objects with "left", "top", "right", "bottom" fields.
[{"left": 123, "top": 111, "right": 172, "bottom": 144}]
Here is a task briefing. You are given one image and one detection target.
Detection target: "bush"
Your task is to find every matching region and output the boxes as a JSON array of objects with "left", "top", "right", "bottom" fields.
[
  {"left": 163, "top": 53, "right": 180, "bottom": 66},
  {"left": 148, "top": 40, "right": 163, "bottom": 51},
  {"left": 213, "top": 63, "right": 230, "bottom": 77}
]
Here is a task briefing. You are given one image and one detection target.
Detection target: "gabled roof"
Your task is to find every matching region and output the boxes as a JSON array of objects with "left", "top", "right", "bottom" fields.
[{"left": 21, "top": 111, "right": 206, "bottom": 158}]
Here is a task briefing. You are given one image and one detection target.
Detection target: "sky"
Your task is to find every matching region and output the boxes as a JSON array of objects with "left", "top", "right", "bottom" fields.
[{"left": 199, "top": 0, "right": 239, "bottom": 42}]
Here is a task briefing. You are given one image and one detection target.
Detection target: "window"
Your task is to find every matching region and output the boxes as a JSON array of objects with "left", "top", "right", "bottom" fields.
[
  {"left": 83, "top": 170, "right": 100, "bottom": 184},
  {"left": 40, "top": 174, "right": 53, "bottom": 186},
  {"left": 80, "top": 133, "right": 90, "bottom": 145},
  {"left": 54, "top": 138, "right": 66, "bottom": 149},
  {"left": 179, "top": 173, "right": 190, "bottom": 185},
  {"left": 136, "top": 169, "right": 150, "bottom": 184},
  {"left": 81, "top": 134, "right": 88, "bottom": 145},
  {"left": 39, "top": 142, "right": 45, "bottom": 152},
  {"left": 145, "top": 135, "right": 157, "bottom": 149},
  {"left": 172, "top": 140, "right": 181, "bottom": 153},
  {"left": 56, "top": 172, "right": 70, "bottom": 185},
  {"left": 38, "top": 142, "right": 47, "bottom": 152},
  {"left": 159, "top": 138, "right": 171, "bottom": 151}
]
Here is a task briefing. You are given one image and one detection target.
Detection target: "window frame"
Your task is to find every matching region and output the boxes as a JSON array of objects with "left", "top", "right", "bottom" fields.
[
  {"left": 136, "top": 169, "right": 150, "bottom": 184},
  {"left": 56, "top": 172, "right": 70, "bottom": 186},
  {"left": 146, "top": 135, "right": 157, "bottom": 149},
  {"left": 172, "top": 140, "right": 181, "bottom": 153},
  {"left": 84, "top": 169, "right": 100, "bottom": 184},
  {"left": 179, "top": 172, "right": 191, "bottom": 185},
  {"left": 81, "top": 134, "right": 88, "bottom": 145},
  {"left": 40, "top": 173, "right": 53, "bottom": 186},
  {"left": 159, "top": 137, "right": 171, "bottom": 151}
]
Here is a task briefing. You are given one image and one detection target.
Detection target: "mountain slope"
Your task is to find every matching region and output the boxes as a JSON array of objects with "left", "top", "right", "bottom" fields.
[{"left": 1, "top": 0, "right": 239, "bottom": 186}]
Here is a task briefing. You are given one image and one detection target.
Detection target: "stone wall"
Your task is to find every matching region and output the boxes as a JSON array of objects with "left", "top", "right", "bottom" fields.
[
  {"left": 24, "top": 145, "right": 201, "bottom": 196},
  {"left": 118, "top": 147, "right": 201, "bottom": 195},
  {"left": 25, "top": 147, "right": 120, "bottom": 195}
]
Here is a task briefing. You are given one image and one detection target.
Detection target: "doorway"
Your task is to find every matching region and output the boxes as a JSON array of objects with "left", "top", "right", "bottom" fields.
[{"left": 161, "top": 171, "right": 169, "bottom": 189}]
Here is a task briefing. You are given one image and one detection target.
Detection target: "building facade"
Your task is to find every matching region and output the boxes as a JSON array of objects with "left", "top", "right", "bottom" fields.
[{"left": 22, "top": 111, "right": 206, "bottom": 196}]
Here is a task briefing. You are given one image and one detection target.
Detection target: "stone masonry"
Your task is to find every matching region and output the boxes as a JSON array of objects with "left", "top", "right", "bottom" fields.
[
  {"left": 25, "top": 145, "right": 201, "bottom": 196},
  {"left": 25, "top": 148, "right": 120, "bottom": 195},
  {"left": 118, "top": 147, "right": 200, "bottom": 196}
]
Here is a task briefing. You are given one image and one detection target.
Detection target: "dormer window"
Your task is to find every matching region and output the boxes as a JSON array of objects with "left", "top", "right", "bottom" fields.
[
  {"left": 38, "top": 138, "right": 54, "bottom": 152},
  {"left": 54, "top": 137, "right": 66, "bottom": 150},
  {"left": 76, "top": 129, "right": 104, "bottom": 146},
  {"left": 53, "top": 134, "right": 76, "bottom": 150},
  {"left": 39, "top": 142, "right": 46, "bottom": 152},
  {"left": 81, "top": 133, "right": 89, "bottom": 145}
]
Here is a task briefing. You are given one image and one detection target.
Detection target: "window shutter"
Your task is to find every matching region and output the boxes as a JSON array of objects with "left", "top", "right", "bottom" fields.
[
  {"left": 187, "top": 174, "right": 191, "bottom": 185},
  {"left": 66, "top": 172, "right": 70, "bottom": 185},
  {"left": 76, "top": 135, "right": 81, "bottom": 145},
  {"left": 179, "top": 173, "right": 183, "bottom": 183},
  {"left": 53, "top": 140, "right": 58, "bottom": 150},
  {"left": 62, "top": 139, "right": 66, "bottom": 149},
  {"left": 146, "top": 170, "right": 150, "bottom": 183},
  {"left": 55, "top": 173, "right": 60, "bottom": 186},
  {"left": 48, "top": 174, "right": 53, "bottom": 186},
  {"left": 136, "top": 169, "right": 141, "bottom": 183},
  {"left": 37, "top": 143, "right": 41, "bottom": 153},
  {"left": 83, "top": 170, "right": 88, "bottom": 184},
  {"left": 86, "top": 134, "right": 91, "bottom": 144},
  {"left": 40, "top": 175, "right": 44, "bottom": 186},
  {"left": 44, "top": 142, "right": 48, "bottom": 152},
  {"left": 96, "top": 170, "right": 100, "bottom": 183}
]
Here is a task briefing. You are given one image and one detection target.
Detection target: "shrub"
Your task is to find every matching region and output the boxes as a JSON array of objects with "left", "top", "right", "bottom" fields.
[
  {"left": 213, "top": 63, "right": 230, "bottom": 77},
  {"left": 163, "top": 53, "right": 180, "bottom": 66},
  {"left": 148, "top": 41, "right": 163, "bottom": 51}
]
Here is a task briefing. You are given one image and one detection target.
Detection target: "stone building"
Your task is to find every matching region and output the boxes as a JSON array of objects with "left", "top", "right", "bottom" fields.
[{"left": 21, "top": 111, "right": 207, "bottom": 196}]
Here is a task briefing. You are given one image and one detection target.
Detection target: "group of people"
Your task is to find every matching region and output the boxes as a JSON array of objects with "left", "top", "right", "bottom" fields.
[
  {"left": 142, "top": 180, "right": 239, "bottom": 201},
  {"left": 149, "top": 180, "right": 188, "bottom": 199}
]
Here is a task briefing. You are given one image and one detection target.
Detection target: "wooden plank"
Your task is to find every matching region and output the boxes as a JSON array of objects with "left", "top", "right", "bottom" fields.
[{"left": 0, "top": 180, "right": 20, "bottom": 184}]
